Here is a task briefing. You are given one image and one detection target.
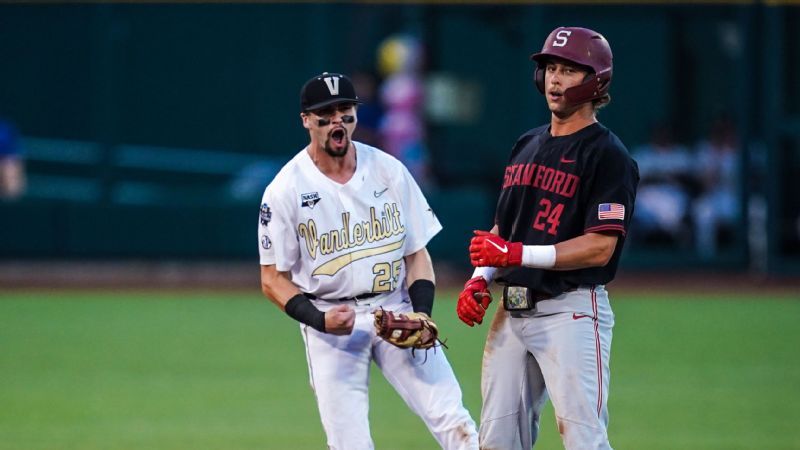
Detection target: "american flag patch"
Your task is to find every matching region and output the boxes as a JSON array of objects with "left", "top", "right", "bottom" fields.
[{"left": 598, "top": 203, "right": 625, "bottom": 220}]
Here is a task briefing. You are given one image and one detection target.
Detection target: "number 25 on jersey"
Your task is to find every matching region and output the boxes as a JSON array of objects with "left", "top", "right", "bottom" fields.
[{"left": 373, "top": 258, "right": 402, "bottom": 293}]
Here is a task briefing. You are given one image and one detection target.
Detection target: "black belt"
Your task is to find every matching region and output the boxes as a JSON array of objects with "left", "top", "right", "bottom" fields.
[
  {"left": 502, "top": 285, "right": 585, "bottom": 311},
  {"left": 305, "top": 292, "right": 380, "bottom": 302},
  {"left": 530, "top": 290, "right": 554, "bottom": 303},
  {"left": 508, "top": 286, "right": 581, "bottom": 302}
]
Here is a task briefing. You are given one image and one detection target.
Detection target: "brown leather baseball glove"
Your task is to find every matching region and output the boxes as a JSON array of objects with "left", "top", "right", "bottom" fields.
[{"left": 373, "top": 309, "right": 441, "bottom": 350}]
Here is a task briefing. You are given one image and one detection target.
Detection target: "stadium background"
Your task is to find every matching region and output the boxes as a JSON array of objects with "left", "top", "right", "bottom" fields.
[{"left": 1, "top": 2, "right": 799, "bottom": 449}]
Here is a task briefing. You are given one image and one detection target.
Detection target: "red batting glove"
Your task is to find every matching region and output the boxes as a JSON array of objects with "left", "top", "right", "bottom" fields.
[
  {"left": 469, "top": 230, "right": 522, "bottom": 267},
  {"left": 457, "top": 276, "right": 493, "bottom": 326}
]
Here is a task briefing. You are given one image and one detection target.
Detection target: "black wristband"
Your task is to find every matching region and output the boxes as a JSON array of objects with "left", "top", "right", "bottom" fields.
[
  {"left": 408, "top": 279, "right": 435, "bottom": 316},
  {"left": 284, "top": 294, "right": 326, "bottom": 333}
]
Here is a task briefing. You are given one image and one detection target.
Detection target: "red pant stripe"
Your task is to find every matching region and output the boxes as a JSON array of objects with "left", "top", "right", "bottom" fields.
[{"left": 591, "top": 286, "right": 603, "bottom": 417}]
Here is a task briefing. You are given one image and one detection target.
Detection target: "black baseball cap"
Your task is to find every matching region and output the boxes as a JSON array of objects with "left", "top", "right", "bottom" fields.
[{"left": 300, "top": 72, "right": 361, "bottom": 112}]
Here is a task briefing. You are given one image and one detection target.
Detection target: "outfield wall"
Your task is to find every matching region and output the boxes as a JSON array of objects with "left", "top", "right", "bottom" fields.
[{"left": 1, "top": 3, "right": 799, "bottom": 273}]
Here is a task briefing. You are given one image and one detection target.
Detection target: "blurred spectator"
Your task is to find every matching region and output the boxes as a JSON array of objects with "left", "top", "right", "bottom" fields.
[
  {"left": 0, "top": 118, "right": 24, "bottom": 200},
  {"left": 692, "top": 114, "right": 740, "bottom": 258},
  {"left": 631, "top": 122, "right": 695, "bottom": 246},
  {"left": 350, "top": 70, "right": 384, "bottom": 149},
  {"left": 376, "top": 34, "right": 433, "bottom": 189}
]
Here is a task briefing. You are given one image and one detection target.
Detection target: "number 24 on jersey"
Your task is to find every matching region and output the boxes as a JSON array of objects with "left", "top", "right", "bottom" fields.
[{"left": 533, "top": 198, "right": 564, "bottom": 235}]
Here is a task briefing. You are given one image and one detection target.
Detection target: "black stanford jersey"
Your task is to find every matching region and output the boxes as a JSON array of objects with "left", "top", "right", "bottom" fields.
[{"left": 494, "top": 122, "right": 639, "bottom": 296}]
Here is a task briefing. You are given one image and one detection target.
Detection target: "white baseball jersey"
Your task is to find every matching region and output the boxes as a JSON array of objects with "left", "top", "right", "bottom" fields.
[{"left": 258, "top": 141, "right": 441, "bottom": 299}]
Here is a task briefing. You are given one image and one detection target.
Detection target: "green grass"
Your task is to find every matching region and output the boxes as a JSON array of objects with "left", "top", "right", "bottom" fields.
[{"left": 1, "top": 290, "right": 799, "bottom": 449}]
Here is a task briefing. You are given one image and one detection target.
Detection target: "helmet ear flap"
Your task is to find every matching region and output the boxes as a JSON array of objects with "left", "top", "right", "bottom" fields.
[{"left": 533, "top": 66, "right": 546, "bottom": 94}]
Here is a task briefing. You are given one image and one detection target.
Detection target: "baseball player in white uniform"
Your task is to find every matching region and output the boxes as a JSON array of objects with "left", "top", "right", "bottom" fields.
[{"left": 259, "top": 72, "right": 478, "bottom": 450}]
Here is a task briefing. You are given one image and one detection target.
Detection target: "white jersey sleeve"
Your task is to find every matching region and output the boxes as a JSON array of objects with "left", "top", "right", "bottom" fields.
[
  {"left": 258, "top": 173, "right": 299, "bottom": 271},
  {"left": 391, "top": 163, "right": 442, "bottom": 255}
]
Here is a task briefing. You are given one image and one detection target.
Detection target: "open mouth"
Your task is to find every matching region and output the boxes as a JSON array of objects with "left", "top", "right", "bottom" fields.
[
  {"left": 330, "top": 128, "right": 347, "bottom": 146},
  {"left": 548, "top": 91, "right": 564, "bottom": 101}
]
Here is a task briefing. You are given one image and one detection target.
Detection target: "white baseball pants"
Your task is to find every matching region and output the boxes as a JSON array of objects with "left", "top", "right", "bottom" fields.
[{"left": 301, "top": 292, "right": 478, "bottom": 450}]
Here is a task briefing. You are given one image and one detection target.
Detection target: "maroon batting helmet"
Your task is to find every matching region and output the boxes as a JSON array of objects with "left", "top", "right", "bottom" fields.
[{"left": 531, "top": 27, "right": 613, "bottom": 106}]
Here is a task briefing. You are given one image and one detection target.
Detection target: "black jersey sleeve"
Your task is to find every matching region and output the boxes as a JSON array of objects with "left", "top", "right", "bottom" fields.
[{"left": 583, "top": 142, "right": 639, "bottom": 236}]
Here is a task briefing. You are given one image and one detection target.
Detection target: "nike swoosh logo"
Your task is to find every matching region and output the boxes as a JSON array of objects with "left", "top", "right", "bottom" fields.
[
  {"left": 374, "top": 188, "right": 389, "bottom": 197},
  {"left": 560, "top": 157, "right": 576, "bottom": 163},
  {"left": 572, "top": 313, "right": 594, "bottom": 320},
  {"left": 486, "top": 239, "right": 508, "bottom": 253}
]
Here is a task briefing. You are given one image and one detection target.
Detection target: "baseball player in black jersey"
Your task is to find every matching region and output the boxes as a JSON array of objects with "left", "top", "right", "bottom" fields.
[{"left": 456, "top": 27, "right": 639, "bottom": 449}]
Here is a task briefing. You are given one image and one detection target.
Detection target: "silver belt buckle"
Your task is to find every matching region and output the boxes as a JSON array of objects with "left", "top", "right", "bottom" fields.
[{"left": 503, "top": 286, "right": 533, "bottom": 311}]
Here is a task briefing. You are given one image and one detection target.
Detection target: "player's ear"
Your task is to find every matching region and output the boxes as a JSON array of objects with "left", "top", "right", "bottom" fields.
[{"left": 301, "top": 113, "right": 311, "bottom": 130}]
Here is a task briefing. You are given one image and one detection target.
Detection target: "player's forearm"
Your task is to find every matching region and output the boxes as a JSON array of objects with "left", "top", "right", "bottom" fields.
[
  {"left": 404, "top": 248, "right": 435, "bottom": 285},
  {"left": 260, "top": 264, "right": 327, "bottom": 332},
  {"left": 471, "top": 227, "right": 617, "bottom": 271},
  {"left": 260, "top": 265, "right": 302, "bottom": 310},
  {"left": 551, "top": 232, "right": 618, "bottom": 270}
]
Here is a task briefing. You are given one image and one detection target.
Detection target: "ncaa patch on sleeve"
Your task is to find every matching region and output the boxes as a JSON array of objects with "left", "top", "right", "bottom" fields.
[
  {"left": 598, "top": 203, "right": 624, "bottom": 220},
  {"left": 260, "top": 203, "right": 272, "bottom": 226}
]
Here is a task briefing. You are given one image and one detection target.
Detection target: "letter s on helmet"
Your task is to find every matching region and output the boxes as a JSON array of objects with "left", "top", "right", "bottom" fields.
[{"left": 530, "top": 27, "right": 613, "bottom": 106}]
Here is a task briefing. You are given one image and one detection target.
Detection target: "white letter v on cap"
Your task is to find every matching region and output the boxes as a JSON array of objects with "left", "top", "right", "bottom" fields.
[{"left": 324, "top": 76, "right": 339, "bottom": 95}]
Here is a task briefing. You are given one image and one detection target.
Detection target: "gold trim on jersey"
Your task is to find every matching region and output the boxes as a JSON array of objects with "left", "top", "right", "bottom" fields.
[
  {"left": 312, "top": 237, "right": 405, "bottom": 277},
  {"left": 297, "top": 202, "right": 405, "bottom": 260}
]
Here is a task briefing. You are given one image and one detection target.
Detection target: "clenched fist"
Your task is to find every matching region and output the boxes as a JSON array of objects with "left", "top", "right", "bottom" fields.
[
  {"left": 325, "top": 304, "right": 355, "bottom": 335},
  {"left": 469, "top": 230, "right": 522, "bottom": 267},
  {"left": 456, "top": 276, "right": 493, "bottom": 326}
]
